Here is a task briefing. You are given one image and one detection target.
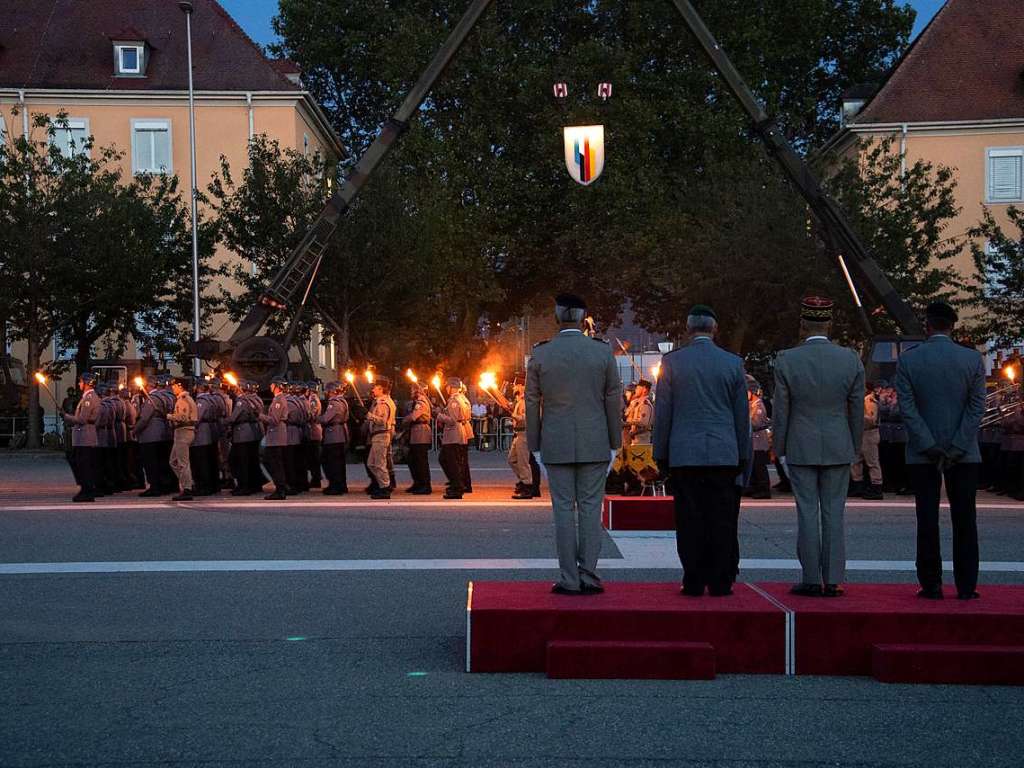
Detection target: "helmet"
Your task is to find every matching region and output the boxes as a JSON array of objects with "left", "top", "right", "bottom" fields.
[{"left": 80, "top": 371, "right": 98, "bottom": 385}]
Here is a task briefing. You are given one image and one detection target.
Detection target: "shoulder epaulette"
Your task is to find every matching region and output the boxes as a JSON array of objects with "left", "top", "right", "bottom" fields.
[
  {"left": 590, "top": 336, "right": 610, "bottom": 344},
  {"left": 533, "top": 339, "right": 549, "bottom": 348}
]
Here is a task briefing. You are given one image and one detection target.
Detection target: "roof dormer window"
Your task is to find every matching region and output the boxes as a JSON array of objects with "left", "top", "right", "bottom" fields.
[{"left": 114, "top": 42, "right": 146, "bottom": 77}]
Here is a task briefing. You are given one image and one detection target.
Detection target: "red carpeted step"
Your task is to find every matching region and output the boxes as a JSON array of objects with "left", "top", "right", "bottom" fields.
[
  {"left": 546, "top": 640, "right": 715, "bottom": 680},
  {"left": 602, "top": 495, "right": 674, "bottom": 530},
  {"left": 467, "top": 581, "right": 787, "bottom": 674},
  {"left": 873, "top": 643, "right": 1024, "bottom": 685},
  {"left": 758, "top": 582, "right": 1024, "bottom": 677}
]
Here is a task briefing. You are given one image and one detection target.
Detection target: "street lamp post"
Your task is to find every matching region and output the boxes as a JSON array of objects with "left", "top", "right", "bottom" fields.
[{"left": 179, "top": 1, "right": 201, "bottom": 377}]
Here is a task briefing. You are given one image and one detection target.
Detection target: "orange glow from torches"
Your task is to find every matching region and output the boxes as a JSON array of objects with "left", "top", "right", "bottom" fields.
[
  {"left": 651, "top": 363, "right": 661, "bottom": 380},
  {"left": 431, "top": 374, "right": 442, "bottom": 390},
  {"left": 344, "top": 370, "right": 355, "bottom": 384},
  {"left": 34, "top": 372, "right": 47, "bottom": 385},
  {"left": 1006, "top": 366, "right": 1017, "bottom": 382},
  {"left": 133, "top": 376, "right": 145, "bottom": 389},
  {"left": 224, "top": 372, "right": 239, "bottom": 387},
  {"left": 478, "top": 371, "right": 497, "bottom": 391},
  {"left": 406, "top": 369, "right": 418, "bottom": 383},
  {"left": 365, "top": 368, "right": 375, "bottom": 384}
]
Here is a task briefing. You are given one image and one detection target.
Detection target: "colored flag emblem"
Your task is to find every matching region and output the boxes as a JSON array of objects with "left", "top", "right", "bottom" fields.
[{"left": 563, "top": 125, "right": 605, "bottom": 186}]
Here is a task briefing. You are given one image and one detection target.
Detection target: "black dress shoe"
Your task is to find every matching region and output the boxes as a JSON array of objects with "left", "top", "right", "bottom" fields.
[
  {"left": 917, "top": 586, "right": 944, "bottom": 600},
  {"left": 443, "top": 491, "right": 463, "bottom": 499},
  {"left": 171, "top": 490, "right": 194, "bottom": 501},
  {"left": 551, "top": 584, "right": 583, "bottom": 596},
  {"left": 370, "top": 490, "right": 391, "bottom": 500},
  {"left": 264, "top": 491, "right": 286, "bottom": 501},
  {"left": 823, "top": 584, "right": 845, "bottom": 597},
  {"left": 680, "top": 585, "right": 705, "bottom": 597},
  {"left": 72, "top": 493, "right": 95, "bottom": 503},
  {"left": 138, "top": 489, "right": 161, "bottom": 498},
  {"left": 511, "top": 489, "right": 533, "bottom": 499},
  {"left": 957, "top": 590, "right": 980, "bottom": 600},
  {"left": 580, "top": 583, "right": 604, "bottom": 594},
  {"left": 790, "top": 583, "right": 823, "bottom": 597},
  {"left": 411, "top": 487, "right": 432, "bottom": 495},
  {"left": 322, "top": 487, "right": 347, "bottom": 496}
]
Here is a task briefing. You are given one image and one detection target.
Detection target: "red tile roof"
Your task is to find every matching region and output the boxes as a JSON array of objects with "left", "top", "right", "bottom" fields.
[
  {"left": 854, "top": 0, "right": 1024, "bottom": 124},
  {"left": 0, "top": 0, "right": 299, "bottom": 92}
]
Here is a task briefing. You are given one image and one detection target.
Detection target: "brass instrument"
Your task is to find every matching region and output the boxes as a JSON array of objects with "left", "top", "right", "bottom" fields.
[{"left": 981, "top": 384, "right": 1023, "bottom": 428}]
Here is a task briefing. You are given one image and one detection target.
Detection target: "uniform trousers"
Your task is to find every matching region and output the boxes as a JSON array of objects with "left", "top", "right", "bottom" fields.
[
  {"left": 72, "top": 446, "right": 99, "bottom": 497},
  {"left": 229, "top": 441, "right": 258, "bottom": 493},
  {"left": 507, "top": 432, "right": 532, "bottom": 485},
  {"left": 159, "top": 440, "right": 177, "bottom": 493},
  {"left": 263, "top": 446, "right": 288, "bottom": 494},
  {"left": 459, "top": 444, "right": 472, "bottom": 491},
  {"left": 189, "top": 445, "right": 216, "bottom": 495},
  {"left": 670, "top": 466, "right": 738, "bottom": 595},
  {"left": 139, "top": 442, "right": 167, "bottom": 492},
  {"left": 546, "top": 461, "right": 607, "bottom": 591},
  {"left": 169, "top": 431, "right": 194, "bottom": 492},
  {"left": 285, "top": 443, "right": 305, "bottom": 492},
  {"left": 367, "top": 435, "right": 392, "bottom": 489},
  {"left": 908, "top": 462, "right": 979, "bottom": 595},
  {"left": 529, "top": 453, "right": 542, "bottom": 495},
  {"left": 746, "top": 450, "right": 770, "bottom": 494},
  {"left": 788, "top": 463, "right": 849, "bottom": 586},
  {"left": 306, "top": 440, "right": 322, "bottom": 487},
  {"left": 407, "top": 443, "right": 431, "bottom": 490},
  {"left": 852, "top": 429, "right": 882, "bottom": 485},
  {"left": 321, "top": 442, "right": 349, "bottom": 492},
  {"left": 439, "top": 444, "right": 465, "bottom": 494}
]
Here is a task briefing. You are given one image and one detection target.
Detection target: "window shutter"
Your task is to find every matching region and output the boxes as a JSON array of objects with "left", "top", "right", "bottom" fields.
[{"left": 989, "top": 154, "right": 1022, "bottom": 202}]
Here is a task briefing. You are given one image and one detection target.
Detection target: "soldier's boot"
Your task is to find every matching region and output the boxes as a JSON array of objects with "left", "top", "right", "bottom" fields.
[
  {"left": 861, "top": 484, "right": 884, "bottom": 500},
  {"left": 172, "top": 489, "right": 194, "bottom": 502}
]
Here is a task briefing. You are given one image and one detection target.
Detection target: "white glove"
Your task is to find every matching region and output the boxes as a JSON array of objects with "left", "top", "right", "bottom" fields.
[
  {"left": 607, "top": 449, "right": 618, "bottom": 475},
  {"left": 532, "top": 451, "right": 547, "bottom": 479}
]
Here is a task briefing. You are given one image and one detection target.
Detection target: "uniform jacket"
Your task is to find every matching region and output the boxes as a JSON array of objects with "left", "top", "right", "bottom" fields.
[
  {"left": 625, "top": 395, "right": 654, "bottom": 445},
  {"left": 366, "top": 395, "right": 396, "bottom": 442},
  {"left": 96, "top": 397, "right": 115, "bottom": 449},
  {"left": 307, "top": 394, "right": 323, "bottom": 442},
  {"left": 229, "top": 393, "right": 263, "bottom": 444},
  {"left": 406, "top": 394, "right": 432, "bottom": 445},
  {"left": 122, "top": 397, "right": 138, "bottom": 441},
  {"left": 652, "top": 337, "right": 750, "bottom": 468},
  {"left": 749, "top": 395, "right": 771, "bottom": 452},
  {"left": 193, "top": 393, "right": 218, "bottom": 447},
  {"left": 262, "top": 393, "right": 289, "bottom": 447},
  {"left": 321, "top": 395, "right": 350, "bottom": 445},
  {"left": 285, "top": 395, "right": 305, "bottom": 445},
  {"left": 168, "top": 392, "right": 198, "bottom": 442},
  {"left": 772, "top": 338, "right": 865, "bottom": 466},
  {"left": 863, "top": 393, "right": 879, "bottom": 430},
  {"left": 152, "top": 389, "right": 176, "bottom": 441},
  {"left": 111, "top": 397, "right": 126, "bottom": 445},
  {"left": 135, "top": 391, "right": 168, "bottom": 444},
  {"left": 436, "top": 395, "right": 471, "bottom": 445},
  {"left": 454, "top": 393, "right": 474, "bottom": 442},
  {"left": 66, "top": 388, "right": 100, "bottom": 447},
  {"left": 895, "top": 335, "right": 986, "bottom": 464},
  {"left": 511, "top": 396, "right": 527, "bottom": 432},
  {"left": 526, "top": 329, "right": 623, "bottom": 464}
]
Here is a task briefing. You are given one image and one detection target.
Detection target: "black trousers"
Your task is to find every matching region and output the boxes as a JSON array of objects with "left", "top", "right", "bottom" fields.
[
  {"left": 72, "top": 446, "right": 99, "bottom": 497},
  {"left": 408, "top": 443, "right": 431, "bottom": 490},
  {"left": 459, "top": 444, "right": 472, "bottom": 490},
  {"left": 880, "top": 440, "right": 908, "bottom": 492},
  {"left": 140, "top": 442, "right": 167, "bottom": 492},
  {"left": 529, "top": 453, "right": 541, "bottom": 494},
  {"left": 979, "top": 442, "right": 1001, "bottom": 489},
  {"left": 306, "top": 440, "right": 322, "bottom": 486},
  {"left": 670, "top": 466, "right": 739, "bottom": 595},
  {"left": 746, "top": 450, "right": 770, "bottom": 493},
  {"left": 158, "top": 440, "right": 177, "bottom": 493},
  {"left": 264, "top": 446, "right": 288, "bottom": 494},
  {"left": 230, "top": 441, "right": 260, "bottom": 492},
  {"left": 908, "top": 462, "right": 980, "bottom": 595},
  {"left": 190, "top": 445, "right": 215, "bottom": 494},
  {"left": 440, "top": 444, "right": 464, "bottom": 493},
  {"left": 321, "top": 442, "right": 348, "bottom": 491},
  {"left": 285, "top": 443, "right": 305, "bottom": 491}
]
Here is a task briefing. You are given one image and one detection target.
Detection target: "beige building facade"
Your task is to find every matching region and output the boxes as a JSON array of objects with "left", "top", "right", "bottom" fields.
[{"left": 0, "top": 0, "right": 345, "bottom": 424}]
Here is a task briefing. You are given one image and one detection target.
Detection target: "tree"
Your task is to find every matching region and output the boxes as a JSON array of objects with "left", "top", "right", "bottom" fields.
[
  {"left": 965, "top": 206, "right": 1024, "bottom": 349},
  {"left": 820, "top": 137, "right": 965, "bottom": 332}
]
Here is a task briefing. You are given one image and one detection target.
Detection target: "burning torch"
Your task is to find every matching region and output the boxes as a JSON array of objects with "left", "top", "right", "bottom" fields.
[
  {"left": 33, "top": 372, "right": 60, "bottom": 408},
  {"left": 132, "top": 375, "right": 151, "bottom": 399},
  {"left": 223, "top": 372, "right": 239, "bottom": 389},
  {"left": 344, "top": 370, "right": 364, "bottom": 406},
  {"left": 478, "top": 371, "right": 510, "bottom": 411},
  {"left": 431, "top": 374, "right": 447, "bottom": 405}
]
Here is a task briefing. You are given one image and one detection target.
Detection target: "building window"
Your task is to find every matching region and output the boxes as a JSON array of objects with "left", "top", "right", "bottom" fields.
[
  {"left": 131, "top": 120, "right": 172, "bottom": 174},
  {"left": 303, "top": 133, "right": 310, "bottom": 156},
  {"left": 987, "top": 148, "right": 1024, "bottom": 203},
  {"left": 316, "top": 325, "right": 327, "bottom": 367},
  {"left": 51, "top": 118, "right": 89, "bottom": 157},
  {"left": 329, "top": 335, "right": 336, "bottom": 370},
  {"left": 114, "top": 44, "right": 146, "bottom": 76}
]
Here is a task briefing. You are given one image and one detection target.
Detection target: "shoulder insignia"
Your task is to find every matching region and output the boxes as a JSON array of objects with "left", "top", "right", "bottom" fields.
[
  {"left": 532, "top": 339, "right": 549, "bottom": 348},
  {"left": 590, "top": 336, "right": 610, "bottom": 344}
]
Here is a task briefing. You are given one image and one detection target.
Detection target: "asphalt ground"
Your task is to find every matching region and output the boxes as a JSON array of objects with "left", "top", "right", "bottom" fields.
[{"left": 1, "top": 451, "right": 1023, "bottom": 768}]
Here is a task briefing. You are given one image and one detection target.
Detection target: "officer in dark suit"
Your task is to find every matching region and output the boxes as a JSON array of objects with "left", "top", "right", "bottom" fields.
[
  {"left": 653, "top": 305, "right": 750, "bottom": 597},
  {"left": 896, "top": 301, "right": 987, "bottom": 600}
]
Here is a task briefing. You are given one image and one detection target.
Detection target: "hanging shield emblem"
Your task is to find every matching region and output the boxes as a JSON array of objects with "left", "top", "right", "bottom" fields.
[{"left": 563, "top": 125, "right": 605, "bottom": 186}]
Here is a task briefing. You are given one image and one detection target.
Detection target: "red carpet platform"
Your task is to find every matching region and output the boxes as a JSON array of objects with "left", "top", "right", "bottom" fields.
[
  {"left": 872, "top": 644, "right": 1024, "bottom": 685},
  {"left": 758, "top": 582, "right": 1024, "bottom": 678},
  {"left": 467, "top": 581, "right": 786, "bottom": 675},
  {"left": 601, "top": 495, "right": 674, "bottom": 530},
  {"left": 547, "top": 640, "right": 716, "bottom": 680}
]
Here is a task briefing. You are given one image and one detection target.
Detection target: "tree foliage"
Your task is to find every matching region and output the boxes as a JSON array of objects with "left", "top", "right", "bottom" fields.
[{"left": 965, "top": 207, "right": 1024, "bottom": 349}]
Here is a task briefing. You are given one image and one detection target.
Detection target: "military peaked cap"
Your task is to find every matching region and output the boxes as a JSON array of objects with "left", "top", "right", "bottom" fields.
[{"left": 800, "top": 295, "right": 834, "bottom": 321}]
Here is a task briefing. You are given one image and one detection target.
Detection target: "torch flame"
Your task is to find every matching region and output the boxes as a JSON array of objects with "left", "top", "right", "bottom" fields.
[
  {"left": 652, "top": 363, "right": 661, "bottom": 380},
  {"left": 365, "top": 368, "right": 375, "bottom": 384},
  {"left": 406, "top": 368, "right": 418, "bottom": 383},
  {"left": 1007, "top": 366, "right": 1018, "bottom": 382},
  {"left": 224, "top": 372, "right": 239, "bottom": 387},
  {"left": 344, "top": 370, "right": 355, "bottom": 384},
  {"left": 34, "top": 372, "right": 47, "bottom": 385},
  {"left": 479, "top": 371, "right": 497, "bottom": 391},
  {"left": 133, "top": 376, "right": 145, "bottom": 389},
  {"left": 431, "top": 374, "right": 442, "bottom": 390}
]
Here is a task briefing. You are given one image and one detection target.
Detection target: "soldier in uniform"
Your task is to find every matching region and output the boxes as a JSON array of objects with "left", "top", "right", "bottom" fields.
[
  {"left": 211, "top": 378, "right": 234, "bottom": 490},
  {"left": 62, "top": 371, "right": 101, "bottom": 502},
  {"left": 285, "top": 383, "right": 308, "bottom": 493},
  {"left": 622, "top": 379, "right": 654, "bottom": 495},
  {"left": 877, "top": 382, "right": 909, "bottom": 494},
  {"left": 320, "top": 381, "right": 351, "bottom": 495},
  {"left": 744, "top": 375, "right": 772, "bottom": 499},
  {"left": 110, "top": 386, "right": 129, "bottom": 491},
  {"left": 136, "top": 377, "right": 172, "bottom": 495},
  {"left": 437, "top": 377, "right": 470, "bottom": 499},
  {"left": 404, "top": 382, "right": 433, "bottom": 495},
  {"left": 456, "top": 382, "right": 474, "bottom": 493},
  {"left": 167, "top": 376, "right": 198, "bottom": 501},
  {"left": 95, "top": 385, "right": 116, "bottom": 495},
  {"left": 227, "top": 379, "right": 262, "bottom": 496},
  {"left": 305, "top": 381, "right": 324, "bottom": 490},
  {"left": 151, "top": 374, "right": 179, "bottom": 494},
  {"left": 508, "top": 380, "right": 534, "bottom": 499},
  {"left": 850, "top": 382, "right": 884, "bottom": 499},
  {"left": 260, "top": 377, "right": 290, "bottom": 500},
  {"left": 527, "top": 293, "right": 622, "bottom": 595},
  {"left": 365, "top": 376, "right": 396, "bottom": 500},
  {"left": 191, "top": 381, "right": 219, "bottom": 496},
  {"left": 121, "top": 385, "right": 143, "bottom": 489}
]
